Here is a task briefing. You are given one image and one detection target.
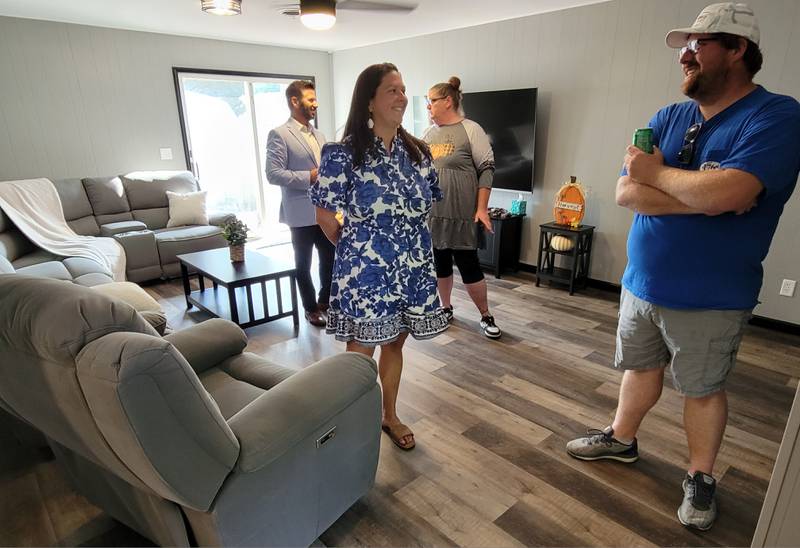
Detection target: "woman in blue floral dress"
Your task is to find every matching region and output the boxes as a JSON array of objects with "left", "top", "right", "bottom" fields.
[{"left": 310, "top": 63, "right": 449, "bottom": 450}]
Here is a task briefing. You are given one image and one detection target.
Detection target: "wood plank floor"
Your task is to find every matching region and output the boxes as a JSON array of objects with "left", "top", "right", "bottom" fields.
[{"left": 2, "top": 269, "right": 799, "bottom": 547}]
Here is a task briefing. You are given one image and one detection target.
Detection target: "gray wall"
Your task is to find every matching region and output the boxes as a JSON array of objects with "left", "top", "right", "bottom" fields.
[
  {"left": 0, "top": 16, "right": 334, "bottom": 180},
  {"left": 331, "top": 0, "right": 800, "bottom": 324}
]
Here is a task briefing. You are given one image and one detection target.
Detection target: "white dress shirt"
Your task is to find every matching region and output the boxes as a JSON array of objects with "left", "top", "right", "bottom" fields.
[{"left": 291, "top": 117, "right": 321, "bottom": 165}]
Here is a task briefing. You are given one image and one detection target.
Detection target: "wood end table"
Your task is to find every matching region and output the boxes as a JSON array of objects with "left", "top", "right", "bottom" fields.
[
  {"left": 535, "top": 222, "right": 595, "bottom": 295},
  {"left": 177, "top": 247, "right": 299, "bottom": 329}
]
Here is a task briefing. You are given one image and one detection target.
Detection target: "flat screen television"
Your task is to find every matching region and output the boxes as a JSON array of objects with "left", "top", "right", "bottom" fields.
[{"left": 462, "top": 88, "right": 537, "bottom": 192}]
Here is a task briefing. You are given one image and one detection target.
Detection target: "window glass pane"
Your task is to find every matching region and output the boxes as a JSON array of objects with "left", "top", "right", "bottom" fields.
[
  {"left": 182, "top": 78, "right": 261, "bottom": 228},
  {"left": 253, "top": 83, "right": 292, "bottom": 245},
  {"left": 412, "top": 95, "right": 430, "bottom": 138}
]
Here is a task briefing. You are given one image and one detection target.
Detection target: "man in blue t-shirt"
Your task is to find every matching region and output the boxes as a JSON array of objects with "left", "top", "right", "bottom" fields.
[{"left": 566, "top": 2, "right": 800, "bottom": 532}]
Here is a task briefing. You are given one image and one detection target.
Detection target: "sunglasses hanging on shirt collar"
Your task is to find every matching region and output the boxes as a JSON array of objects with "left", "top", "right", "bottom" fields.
[{"left": 677, "top": 123, "right": 702, "bottom": 166}]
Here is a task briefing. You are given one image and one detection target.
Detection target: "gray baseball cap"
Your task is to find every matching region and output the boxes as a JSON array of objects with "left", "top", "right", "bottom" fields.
[{"left": 665, "top": 2, "right": 760, "bottom": 48}]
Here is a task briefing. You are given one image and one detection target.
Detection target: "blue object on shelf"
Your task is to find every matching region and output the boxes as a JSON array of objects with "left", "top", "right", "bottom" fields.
[{"left": 510, "top": 199, "right": 527, "bottom": 215}]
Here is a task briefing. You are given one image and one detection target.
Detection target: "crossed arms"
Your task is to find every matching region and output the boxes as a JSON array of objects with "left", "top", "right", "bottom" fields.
[{"left": 616, "top": 145, "right": 763, "bottom": 216}]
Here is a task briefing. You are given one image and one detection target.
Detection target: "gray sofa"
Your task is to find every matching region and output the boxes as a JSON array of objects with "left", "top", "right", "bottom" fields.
[
  {"left": 0, "top": 274, "right": 382, "bottom": 547},
  {"left": 0, "top": 171, "right": 234, "bottom": 283},
  {"left": 0, "top": 187, "right": 114, "bottom": 286}
]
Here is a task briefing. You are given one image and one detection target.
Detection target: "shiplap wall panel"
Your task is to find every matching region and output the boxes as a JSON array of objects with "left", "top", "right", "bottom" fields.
[
  {"left": 59, "top": 25, "right": 100, "bottom": 175},
  {"left": 777, "top": 3, "right": 800, "bottom": 93},
  {"left": 0, "top": 27, "right": 21, "bottom": 176},
  {"left": 332, "top": 0, "right": 800, "bottom": 324},
  {"left": 1, "top": 23, "right": 42, "bottom": 176},
  {"left": 0, "top": 16, "right": 333, "bottom": 181}
]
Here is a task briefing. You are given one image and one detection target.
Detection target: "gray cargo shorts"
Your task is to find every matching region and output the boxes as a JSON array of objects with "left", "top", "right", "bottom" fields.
[{"left": 615, "top": 288, "right": 752, "bottom": 397}]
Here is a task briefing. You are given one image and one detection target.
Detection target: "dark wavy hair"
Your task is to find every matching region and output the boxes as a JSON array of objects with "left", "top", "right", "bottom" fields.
[
  {"left": 342, "top": 62, "right": 430, "bottom": 168},
  {"left": 717, "top": 33, "right": 763, "bottom": 77}
]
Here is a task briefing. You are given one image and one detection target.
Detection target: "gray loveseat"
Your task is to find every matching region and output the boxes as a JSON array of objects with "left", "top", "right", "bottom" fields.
[
  {"left": 0, "top": 274, "right": 382, "bottom": 546},
  {"left": 0, "top": 171, "right": 233, "bottom": 283}
]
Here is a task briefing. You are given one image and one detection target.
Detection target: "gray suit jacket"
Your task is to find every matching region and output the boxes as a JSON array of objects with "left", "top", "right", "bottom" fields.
[{"left": 266, "top": 118, "right": 327, "bottom": 227}]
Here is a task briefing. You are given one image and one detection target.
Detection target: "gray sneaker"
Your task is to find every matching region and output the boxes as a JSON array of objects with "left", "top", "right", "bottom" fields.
[
  {"left": 566, "top": 426, "right": 639, "bottom": 463},
  {"left": 678, "top": 471, "right": 717, "bottom": 531}
]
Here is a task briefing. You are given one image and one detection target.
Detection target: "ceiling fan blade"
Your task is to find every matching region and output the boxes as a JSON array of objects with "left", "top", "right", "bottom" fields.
[{"left": 336, "top": 0, "right": 418, "bottom": 13}]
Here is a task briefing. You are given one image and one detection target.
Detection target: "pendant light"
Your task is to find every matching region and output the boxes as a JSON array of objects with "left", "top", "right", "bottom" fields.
[
  {"left": 300, "top": 0, "right": 336, "bottom": 30},
  {"left": 201, "top": 0, "right": 242, "bottom": 16}
]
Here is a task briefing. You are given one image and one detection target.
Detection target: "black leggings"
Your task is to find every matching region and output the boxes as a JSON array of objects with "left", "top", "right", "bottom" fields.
[{"left": 433, "top": 248, "right": 485, "bottom": 284}]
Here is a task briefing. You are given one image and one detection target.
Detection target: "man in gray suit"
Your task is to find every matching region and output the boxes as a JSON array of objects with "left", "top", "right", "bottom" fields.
[{"left": 266, "top": 80, "right": 334, "bottom": 327}]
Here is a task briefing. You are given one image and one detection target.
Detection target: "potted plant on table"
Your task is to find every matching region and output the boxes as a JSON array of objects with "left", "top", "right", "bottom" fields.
[{"left": 222, "top": 219, "right": 249, "bottom": 263}]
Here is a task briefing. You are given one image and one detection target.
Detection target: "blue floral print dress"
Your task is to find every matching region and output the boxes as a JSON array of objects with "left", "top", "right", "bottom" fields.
[{"left": 309, "top": 135, "right": 450, "bottom": 346}]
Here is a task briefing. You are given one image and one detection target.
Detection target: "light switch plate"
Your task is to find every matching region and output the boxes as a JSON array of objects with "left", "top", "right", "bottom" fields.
[
  {"left": 780, "top": 279, "right": 796, "bottom": 297},
  {"left": 159, "top": 148, "right": 173, "bottom": 161}
]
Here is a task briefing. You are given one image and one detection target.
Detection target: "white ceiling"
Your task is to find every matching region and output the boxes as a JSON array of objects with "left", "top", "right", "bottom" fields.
[{"left": 0, "top": 0, "right": 610, "bottom": 52}]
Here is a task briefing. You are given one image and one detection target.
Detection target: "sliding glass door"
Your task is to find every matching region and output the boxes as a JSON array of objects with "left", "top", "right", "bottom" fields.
[{"left": 174, "top": 69, "right": 314, "bottom": 245}]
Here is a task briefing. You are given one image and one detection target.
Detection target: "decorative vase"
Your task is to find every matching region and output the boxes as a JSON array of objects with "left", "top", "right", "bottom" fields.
[{"left": 229, "top": 244, "right": 245, "bottom": 263}]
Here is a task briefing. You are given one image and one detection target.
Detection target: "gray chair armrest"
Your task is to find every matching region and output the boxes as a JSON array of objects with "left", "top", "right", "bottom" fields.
[
  {"left": 100, "top": 220, "right": 148, "bottom": 237},
  {"left": 0, "top": 256, "right": 14, "bottom": 274},
  {"left": 140, "top": 310, "right": 168, "bottom": 336},
  {"left": 227, "top": 352, "right": 378, "bottom": 473},
  {"left": 164, "top": 318, "right": 247, "bottom": 373},
  {"left": 208, "top": 211, "right": 237, "bottom": 227},
  {"left": 113, "top": 230, "right": 159, "bottom": 270}
]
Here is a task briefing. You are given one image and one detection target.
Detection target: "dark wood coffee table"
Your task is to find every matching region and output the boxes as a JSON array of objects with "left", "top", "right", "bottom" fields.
[{"left": 177, "top": 247, "right": 299, "bottom": 329}]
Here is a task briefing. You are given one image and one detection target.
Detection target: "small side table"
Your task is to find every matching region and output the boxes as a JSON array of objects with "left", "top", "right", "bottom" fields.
[{"left": 535, "top": 222, "right": 595, "bottom": 295}]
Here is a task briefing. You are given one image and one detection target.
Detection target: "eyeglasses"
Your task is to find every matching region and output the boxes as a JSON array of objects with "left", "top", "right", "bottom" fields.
[
  {"left": 679, "top": 37, "right": 721, "bottom": 58},
  {"left": 425, "top": 96, "right": 446, "bottom": 106},
  {"left": 677, "top": 123, "right": 702, "bottom": 166}
]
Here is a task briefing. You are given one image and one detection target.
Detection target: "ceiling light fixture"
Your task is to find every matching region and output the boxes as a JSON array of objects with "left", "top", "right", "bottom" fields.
[
  {"left": 300, "top": 0, "right": 336, "bottom": 30},
  {"left": 201, "top": 0, "right": 242, "bottom": 16}
]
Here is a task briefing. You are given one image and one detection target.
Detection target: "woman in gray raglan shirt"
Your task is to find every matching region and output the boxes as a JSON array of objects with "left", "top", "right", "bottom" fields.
[{"left": 423, "top": 77, "right": 501, "bottom": 339}]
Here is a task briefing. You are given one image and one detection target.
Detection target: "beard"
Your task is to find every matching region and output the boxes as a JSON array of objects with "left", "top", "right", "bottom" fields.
[
  {"left": 301, "top": 103, "right": 316, "bottom": 121},
  {"left": 681, "top": 63, "right": 728, "bottom": 101},
  {"left": 682, "top": 66, "right": 702, "bottom": 98}
]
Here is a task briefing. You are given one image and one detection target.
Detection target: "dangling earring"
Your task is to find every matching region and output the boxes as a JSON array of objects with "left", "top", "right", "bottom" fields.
[{"left": 367, "top": 117, "right": 374, "bottom": 129}]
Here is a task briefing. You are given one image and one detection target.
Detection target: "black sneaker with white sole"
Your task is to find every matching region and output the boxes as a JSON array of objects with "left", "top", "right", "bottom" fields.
[
  {"left": 566, "top": 426, "right": 639, "bottom": 463},
  {"left": 442, "top": 305, "right": 454, "bottom": 322},
  {"left": 480, "top": 315, "right": 502, "bottom": 339}
]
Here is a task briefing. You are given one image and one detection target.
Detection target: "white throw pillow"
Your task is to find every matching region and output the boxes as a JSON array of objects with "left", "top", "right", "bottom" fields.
[{"left": 166, "top": 190, "right": 208, "bottom": 227}]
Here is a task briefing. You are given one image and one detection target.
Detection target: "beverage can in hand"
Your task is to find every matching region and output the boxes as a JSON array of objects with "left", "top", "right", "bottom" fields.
[{"left": 633, "top": 128, "right": 654, "bottom": 153}]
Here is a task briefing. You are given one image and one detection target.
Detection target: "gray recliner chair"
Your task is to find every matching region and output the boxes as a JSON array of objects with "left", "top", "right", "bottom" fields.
[{"left": 0, "top": 275, "right": 381, "bottom": 547}]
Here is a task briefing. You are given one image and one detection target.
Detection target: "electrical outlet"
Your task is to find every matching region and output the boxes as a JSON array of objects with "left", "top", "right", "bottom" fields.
[
  {"left": 779, "top": 279, "right": 796, "bottom": 297},
  {"left": 159, "top": 148, "right": 173, "bottom": 161}
]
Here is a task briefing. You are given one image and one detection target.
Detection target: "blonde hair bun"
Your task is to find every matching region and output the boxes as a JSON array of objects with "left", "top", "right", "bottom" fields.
[{"left": 448, "top": 76, "right": 461, "bottom": 91}]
